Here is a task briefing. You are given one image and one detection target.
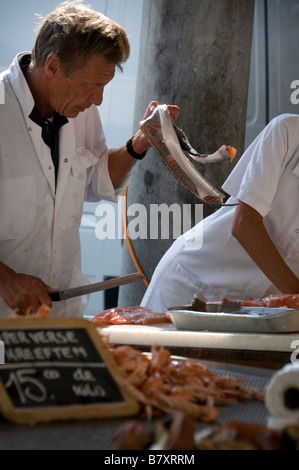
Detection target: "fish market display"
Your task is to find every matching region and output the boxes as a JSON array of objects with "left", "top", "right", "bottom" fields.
[
  {"left": 187, "top": 293, "right": 299, "bottom": 311},
  {"left": 188, "top": 294, "right": 242, "bottom": 313},
  {"left": 92, "top": 306, "right": 172, "bottom": 326},
  {"left": 195, "top": 421, "right": 299, "bottom": 450},
  {"left": 241, "top": 294, "right": 299, "bottom": 309},
  {"left": 139, "top": 104, "right": 236, "bottom": 205},
  {"left": 113, "top": 414, "right": 299, "bottom": 450},
  {"left": 10, "top": 304, "right": 52, "bottom": 318},
  {"left": 110, "top": 344, "right": 263, "bottom": 423},
  {"left": 113, "top": 412, "right": 195, "bottom": 451}
]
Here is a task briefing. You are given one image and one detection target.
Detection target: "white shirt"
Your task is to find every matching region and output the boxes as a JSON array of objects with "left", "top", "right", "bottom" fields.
[
  {"left": 141, "top": 114, "right": 299, "bottom": 312},
  {"left": 0, "top": 54, "right": 130, "bottom": 318}
]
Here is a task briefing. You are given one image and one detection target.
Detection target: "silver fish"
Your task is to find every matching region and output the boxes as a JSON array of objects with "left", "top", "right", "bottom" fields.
[
  {"left": 174, "top": 125, "right": 232, "bottom": 164},
  {"left": 139, "top": 105, "right": 236, "bottom": 206}
]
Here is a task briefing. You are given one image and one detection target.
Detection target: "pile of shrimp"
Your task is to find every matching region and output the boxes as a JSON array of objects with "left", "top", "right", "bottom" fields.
[
  {"left": 9, "top": 304, "right": 52, "bottom": 318},
  {"left": 110, "top": 344, "right": 264, "bottom": 423}
]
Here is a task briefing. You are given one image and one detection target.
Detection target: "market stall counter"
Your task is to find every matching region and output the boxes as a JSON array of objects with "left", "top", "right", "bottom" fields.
[
  {"left": 0, "top": 359, "right": 273, "bottom": 450},
  {"left": 97, "top": 322, "right": 297, "bottom": 369},
  {"left": 0, "top": 314, "right": 296, "bottom": 450}
]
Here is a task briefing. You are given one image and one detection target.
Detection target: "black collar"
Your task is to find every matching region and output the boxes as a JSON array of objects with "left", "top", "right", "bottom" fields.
[{"left": 29, "top": 106, "right": 68, "bottom": 130}]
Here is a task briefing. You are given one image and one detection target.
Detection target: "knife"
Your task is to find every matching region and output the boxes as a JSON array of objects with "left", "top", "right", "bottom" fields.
[{"left": 48, "top": 273, "right": 145, "bottom": 302}]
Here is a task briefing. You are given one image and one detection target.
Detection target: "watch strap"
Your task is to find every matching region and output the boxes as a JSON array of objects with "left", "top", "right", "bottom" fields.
[{"left": 126, "top": 137, "right": 147, "bottom": 160}]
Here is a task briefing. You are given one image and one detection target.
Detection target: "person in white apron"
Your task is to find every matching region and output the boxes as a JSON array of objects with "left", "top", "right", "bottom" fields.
[
  {"left": 141, "top": 114, "right": 299, "bottom": 313},
  {"left": 0, "top": 2, "right": 179, "bottom": 318}
]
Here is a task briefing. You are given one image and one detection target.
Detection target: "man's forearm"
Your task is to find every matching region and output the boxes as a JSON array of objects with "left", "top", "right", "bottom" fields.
[
  {"left": 108, "top": 130, "right": 151, "bottom": 188},
  {"left": 232, "top": 201, "right": 299, "bottom": 293}
]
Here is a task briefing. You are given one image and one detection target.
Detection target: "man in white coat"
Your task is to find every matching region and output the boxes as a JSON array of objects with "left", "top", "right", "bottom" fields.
[
  {"left": 0, "top": 1, "right": 178, "bottom": 317},
  {"left": 141, "top": 114, "right": 299, "bottom": 313}
]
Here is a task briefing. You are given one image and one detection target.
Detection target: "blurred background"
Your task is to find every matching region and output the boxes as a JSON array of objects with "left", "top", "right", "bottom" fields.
[{"left": 1, "top": 0, "right": 299, "bottom": 315}]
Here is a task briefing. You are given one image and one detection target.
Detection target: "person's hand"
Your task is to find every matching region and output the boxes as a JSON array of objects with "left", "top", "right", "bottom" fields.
[
  {"left": 110, "top": 101, "right": 180, "bottom": 186},
  {"left": 132, "top": 101, "right": 180, "bottom": 155},
  {"left": 142, "top": 100, "right": 180, "bottom": 124},
  {"left": 0, "top": 270, "right": 54, "bottom": 315}
]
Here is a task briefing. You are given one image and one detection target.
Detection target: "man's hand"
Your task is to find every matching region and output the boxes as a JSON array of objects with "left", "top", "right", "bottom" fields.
[
  {"left": 142, "top": 100, "right": 180, "bottom": 122},
  {"left": 129, "top": 101, "right": 180, "bottom": 156},
  {"left": 0, "top": 263, "right": 53, "bottom": 315},
  {"left": 108, "top": 100, "right": 180, "bottom": 188},
  {"left": 138, "top": 101, "right": 180, "bottom": 148}
]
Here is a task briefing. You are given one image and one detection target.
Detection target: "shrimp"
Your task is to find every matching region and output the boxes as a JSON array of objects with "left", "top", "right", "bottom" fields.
[
  {"left": 36, "top": 304, "right": 52, "bottom": 317},
  {"left": 10, "top": 304, "right": 52, "bottom": 317},
  {"left": 155, "top": 393, "right": 219, "bottom": 423},
  {"left": 149, "top": 344, "right": 172, "bottom": 374},
  {"left": 112, "top": 345, "right": 149, "bottom": 387},
  {"left": 110, "top": 344, "right": 263, "bottom": 424}
]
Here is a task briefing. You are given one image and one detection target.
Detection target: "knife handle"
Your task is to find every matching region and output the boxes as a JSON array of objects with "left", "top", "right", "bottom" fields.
[{"left": 48, "top": 291, "right": 61, "bottom": 302}]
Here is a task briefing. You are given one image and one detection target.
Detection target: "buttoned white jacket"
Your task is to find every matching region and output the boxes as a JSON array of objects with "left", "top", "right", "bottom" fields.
[{"left": 0, "top": 54, "right": 130, "bottom": 318}]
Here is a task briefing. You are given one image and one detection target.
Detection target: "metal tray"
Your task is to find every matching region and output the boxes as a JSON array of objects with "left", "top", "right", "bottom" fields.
[{"left": 167, "top": 306, "right": 299, "bottom": 333}]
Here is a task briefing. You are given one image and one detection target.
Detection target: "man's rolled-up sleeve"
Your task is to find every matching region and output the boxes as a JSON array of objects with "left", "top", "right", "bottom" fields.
[
  {"left": 87, "top": 148, "right": 131, "bottom": 202},
  {"left": 82, "top": 106, "right": 131, "bottom": 202},
  {"left": 222, "top": 115, "right": 288, "bottom": 218}
]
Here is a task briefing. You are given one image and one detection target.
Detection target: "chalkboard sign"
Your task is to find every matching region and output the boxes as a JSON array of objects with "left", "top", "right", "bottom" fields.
[{"left": 0, "top": 318, "right": 139, "bottom": 424}]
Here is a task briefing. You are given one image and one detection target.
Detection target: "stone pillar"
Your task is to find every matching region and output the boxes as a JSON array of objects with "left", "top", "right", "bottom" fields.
[{"left": 118, "top": 0, "right": 255, "bottom": 307}]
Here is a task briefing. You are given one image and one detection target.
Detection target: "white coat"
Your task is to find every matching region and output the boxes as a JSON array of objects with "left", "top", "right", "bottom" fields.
[
  {"left": 141, "top": 114, "right": 299, "bottom": 313},
  {"left": 0, "top": 54, "right": 130, "bottom": 318}
]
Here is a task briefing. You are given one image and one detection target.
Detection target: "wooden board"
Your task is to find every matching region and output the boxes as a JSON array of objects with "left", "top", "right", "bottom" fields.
[
  {"left": 0, "top": 318, "right": 139, "bottom": 425},
  {"left": 0, "top": 339, "right": 4, "bottom": 364}
]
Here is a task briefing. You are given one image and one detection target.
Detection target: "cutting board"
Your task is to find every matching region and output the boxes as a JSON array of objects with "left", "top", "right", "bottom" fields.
[{"left": 98, "top": 322, "right": 299, "bottom": 353}]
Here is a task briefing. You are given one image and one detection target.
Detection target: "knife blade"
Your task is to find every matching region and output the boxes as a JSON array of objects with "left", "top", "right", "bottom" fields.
[{"left": 48, "top": 273, "right": 145, "bottom": 302}]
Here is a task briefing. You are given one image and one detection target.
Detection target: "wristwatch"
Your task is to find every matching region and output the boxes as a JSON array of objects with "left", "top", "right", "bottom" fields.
[{"left": 126, "top": 137, "right": 147, "bottom": 160}]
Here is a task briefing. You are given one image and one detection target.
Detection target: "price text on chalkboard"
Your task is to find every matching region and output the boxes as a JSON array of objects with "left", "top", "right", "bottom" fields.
[{"left": 0, "top": 318, "right": 138, "bottom": 424}]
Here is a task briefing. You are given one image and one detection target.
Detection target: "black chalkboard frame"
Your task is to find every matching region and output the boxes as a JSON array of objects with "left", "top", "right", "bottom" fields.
[{"left": 0, "top": 317, "right": 140, "bottom": 425}]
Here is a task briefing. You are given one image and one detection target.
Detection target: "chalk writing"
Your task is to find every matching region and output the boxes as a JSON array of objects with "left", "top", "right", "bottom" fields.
[{"left": 0, "top": 328, "right": 124, "bottom": 408}]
